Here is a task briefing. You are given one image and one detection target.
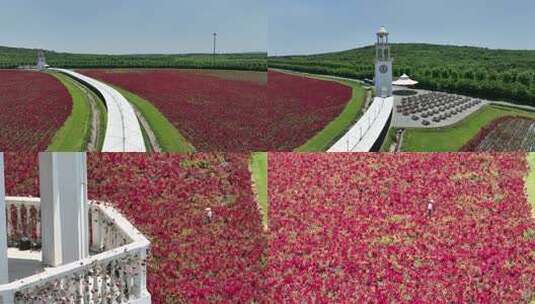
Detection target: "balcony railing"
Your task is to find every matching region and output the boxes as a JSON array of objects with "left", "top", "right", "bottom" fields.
[{"left": 0, "top": 197, "right": 151, "bottom": 304}]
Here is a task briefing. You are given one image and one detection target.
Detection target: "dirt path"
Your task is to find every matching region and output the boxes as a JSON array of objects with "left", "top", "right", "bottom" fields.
[
  {"left": 392, "top": 129, "right": 405, "bottom": 152},
  {"left": 362, "top": 90, "right": 373, "bottom": 112},
  {"left": 133, "top": 107, "right": 161, "bottom": 152},
  {"left": 67, "top": 77, "right": 102, "bottom": 152}
]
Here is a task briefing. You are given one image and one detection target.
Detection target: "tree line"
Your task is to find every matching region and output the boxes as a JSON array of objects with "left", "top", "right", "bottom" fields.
[
  {"left": 0, "top": 46, "right": 267, "bottom": 71},
  {"left": 270, "top": 43, "right": 535, "bottom": 107}
]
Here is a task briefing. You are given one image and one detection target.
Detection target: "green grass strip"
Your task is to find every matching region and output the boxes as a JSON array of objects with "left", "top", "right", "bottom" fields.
[
  {"left": 250, "top": 152, "right": 268, "bottom": 229},
  {"left": 47, "top": 72, "right": 92, "bottom": 151},
  {"left": 114, "top": 87, "right": 195, "bottom": 152},
  {"left": 296, "top": 79, "right": 367, "bottom": 152},
  {"left": 402, "top": 105, "right": 535, "bottom": 152},
  {"left": 527, "top": 153, "right": 535, "bottom": 214},
  {"left": 379, "top": 127, "right": 396, "bottom": 152},
  {"left": 93, "top": 85, "right": 107, "bottom": 151}
]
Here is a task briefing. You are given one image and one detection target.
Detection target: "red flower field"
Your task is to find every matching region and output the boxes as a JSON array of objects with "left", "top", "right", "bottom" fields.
[
  {"left": 268, "top": 153, "right": 535, "bottom": 303},
  {"left": 4, "top": 153, "right": 267, "bottom": 303},
  {"left": 80, "top": 69, "right": 351, "bottom": 151},
  {"left": 0, "top": 70, "right": 72, "bottom": 151},
  {"left": 267, "top": 71, "right": 353, "bottom": 150}
]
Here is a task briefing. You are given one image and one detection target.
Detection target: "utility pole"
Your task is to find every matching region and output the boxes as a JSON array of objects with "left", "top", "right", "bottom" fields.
[{"left": 213, "top": 32, "right": 217, "bottom": 66}]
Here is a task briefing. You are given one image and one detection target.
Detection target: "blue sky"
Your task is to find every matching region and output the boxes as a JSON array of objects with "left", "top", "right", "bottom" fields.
[
  {"left": 269, "top": 0, "right": 535, "bottom": 55},
  {"left": 0, "top": 0, "right": 266, "bottom": 54}
]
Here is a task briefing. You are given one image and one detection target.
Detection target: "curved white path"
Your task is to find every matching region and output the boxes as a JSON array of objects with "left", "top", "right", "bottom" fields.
[
  {"left": 328, "top": 97, "right": 393, "bottom": 152},
  {"left": 51, "top": 68, "right": 146, "bottom": 152}
]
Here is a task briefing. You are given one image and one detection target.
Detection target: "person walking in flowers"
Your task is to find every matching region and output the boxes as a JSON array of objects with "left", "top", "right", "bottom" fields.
[
  {"left": 204, "top": 207, "right": 213, "bottom": 223},
  {"left": 427, "top": 199, "right": 434, "bottom": 217}
]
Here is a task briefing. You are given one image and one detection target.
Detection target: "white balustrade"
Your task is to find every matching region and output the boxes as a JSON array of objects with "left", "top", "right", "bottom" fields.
[
  {"left": 0, "top": 198, "right": 151, "bottom": 304},
  {"left": 5, "top": 198, "right": 40, "bottom": 247}
]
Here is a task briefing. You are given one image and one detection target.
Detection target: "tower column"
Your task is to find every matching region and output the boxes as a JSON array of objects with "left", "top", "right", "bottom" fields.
[
  {"left": 0, "top": 154, "right": 9, "bottom": 284},
  {"left": 39, "top": 153, "right": 89, "bottom": 267},
  {"left": 375, "top": 26, "right": 393, "bottom": 98}
]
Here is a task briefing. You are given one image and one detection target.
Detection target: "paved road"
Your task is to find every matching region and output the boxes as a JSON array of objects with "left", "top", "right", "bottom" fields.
[
  {"left": 328, "top": 97, "right": 394, "bottom": 152},
  {"left": 51, "top": 69, "right": 146, "bottom": 152}
]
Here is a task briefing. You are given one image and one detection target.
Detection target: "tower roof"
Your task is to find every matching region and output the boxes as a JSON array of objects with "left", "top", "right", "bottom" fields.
[{"left": 377, "top": 26, "right": 388, "bottom": 37}]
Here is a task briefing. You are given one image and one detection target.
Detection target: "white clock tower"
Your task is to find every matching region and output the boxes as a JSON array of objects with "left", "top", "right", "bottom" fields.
[
  {"left": 36, "top": 50, "right": 47, "bottom": 71},
  {"left": 375, "top": 26, "right": 393, "bottom": 98}
]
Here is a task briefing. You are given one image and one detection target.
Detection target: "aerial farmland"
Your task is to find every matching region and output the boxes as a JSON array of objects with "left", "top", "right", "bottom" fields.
[{"left": 1, "top": 0, "right": 535, "bottom": 303}]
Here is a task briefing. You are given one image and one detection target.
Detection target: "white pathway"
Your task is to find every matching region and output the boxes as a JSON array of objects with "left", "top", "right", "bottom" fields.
[
  {"left": 328, "top": 97, "right": 394, "bottom": 152},
  {"left": 51, "top": 68, "right": 146, "bottom": 152},
  {"left": 271, "top": 69, "right": 393, "bottom": 152}
]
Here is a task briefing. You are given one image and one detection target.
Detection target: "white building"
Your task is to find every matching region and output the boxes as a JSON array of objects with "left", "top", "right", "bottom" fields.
[
  {"left": 375, "top": 26, "right": 393, "bottom": 98},
  {"left": 0, "top": 153, "right": 151, "bottom": 303},
  {"left": 36, "top": 50, "right": 48, "bottom": 71},
  {"left": 328, "top": 27, "right": 394, "bottom": 152}
]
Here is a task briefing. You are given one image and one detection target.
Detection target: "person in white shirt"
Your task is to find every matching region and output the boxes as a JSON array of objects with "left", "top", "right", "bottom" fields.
[
  {"left": 427, "top": 199, "right": 434, "bottom": 217},
  {"left": 205, "top": 207, "right": 213, "bottom": 223}
]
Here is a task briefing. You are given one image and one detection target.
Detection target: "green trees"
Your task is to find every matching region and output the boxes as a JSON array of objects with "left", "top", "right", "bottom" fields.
[
  {"left": 269, "top": 43, "right": 535, "bottom": 107},
  {"left": 0, "top": 46, "right": 267, "bottom": 71}
]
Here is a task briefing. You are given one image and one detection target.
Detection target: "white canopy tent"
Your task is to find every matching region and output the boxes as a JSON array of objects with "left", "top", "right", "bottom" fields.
[{"left": 393, "top": 74, "right": 418, "bottom": 86}]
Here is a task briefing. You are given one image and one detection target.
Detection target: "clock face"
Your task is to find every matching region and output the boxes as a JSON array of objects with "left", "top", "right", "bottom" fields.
[{"left": 379, "top": 64, "right": 388, "bottom": 74}]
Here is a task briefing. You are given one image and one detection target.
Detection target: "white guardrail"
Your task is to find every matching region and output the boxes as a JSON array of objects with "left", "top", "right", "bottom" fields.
[
  {"left": 0, "top": 197, "right": 151, "bottom": 304},
  {"left": 50, "top": 69, "right": 146, "bottom": 152},
  {"left": 328, "top": 96, "right": 394, "bottom": 152}
]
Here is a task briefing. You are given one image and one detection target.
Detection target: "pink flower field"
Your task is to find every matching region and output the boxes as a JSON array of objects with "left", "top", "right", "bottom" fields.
[
  {"left": 268, "top": 153, "right": 535, "bottom": 303},
  {"left": 4, "top": 153, "right": 267, "bottom": 304}
]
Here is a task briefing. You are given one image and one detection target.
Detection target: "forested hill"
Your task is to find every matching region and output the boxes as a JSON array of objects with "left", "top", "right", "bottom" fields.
[
  {"left": 270, "top": 43, "right": 535, "bottom": 106},
  {"left": 0, "top": 46, "right": 267, "bottom": 71}
]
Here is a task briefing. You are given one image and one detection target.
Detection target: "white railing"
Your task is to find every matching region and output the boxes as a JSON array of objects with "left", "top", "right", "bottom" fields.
[
  {"left": 5, "top": 198, "right": 40, "bottom": 248},
  {"left": 0, "top": 197, "right": 151, "bottom": 304}
]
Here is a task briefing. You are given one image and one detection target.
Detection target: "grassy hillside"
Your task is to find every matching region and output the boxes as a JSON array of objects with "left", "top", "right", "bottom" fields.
[
  {"left": 270, "top": 43, "right": 535, "bottom": 106},
  {"left": 0, "top": 46, "right": 267, "bottom": 71}
]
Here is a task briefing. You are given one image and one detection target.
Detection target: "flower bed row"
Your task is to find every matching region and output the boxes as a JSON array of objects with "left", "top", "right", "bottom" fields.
[
  {"left": 268, "top": 153, "right": 535, "bottom": 303},
  {"left": 4, "top": 153, "right": 267, "bottom": 303},
  {"left": 461, "top": 116, "right": 535, "bottom": 152},
  {"left": 0, "top": 71, "right": 71, "bottom": 151},
  {"left": 80, "top": 69, "right": 352, "bottom": 151},
  {"left": 267, "top": 71, "right": 353, "bottom": 150}
]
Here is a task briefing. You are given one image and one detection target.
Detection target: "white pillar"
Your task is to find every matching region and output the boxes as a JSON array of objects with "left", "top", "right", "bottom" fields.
[
  {"left": 39, "top": 153, "right": 89, "bottom": 267},
  {"left": 0, "top": 154, "right": 9, "bottom": 284}
]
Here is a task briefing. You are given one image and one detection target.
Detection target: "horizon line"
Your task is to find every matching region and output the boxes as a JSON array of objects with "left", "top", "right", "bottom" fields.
[
  {"left": 0, "top": 44, "right": 267, "bottom": 56},
  {"left": 269, "top": 41, "right": 535, "bottom": 57}
]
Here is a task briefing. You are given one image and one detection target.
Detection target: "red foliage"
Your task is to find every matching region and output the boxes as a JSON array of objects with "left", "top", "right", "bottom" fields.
[
  {"left": 80, "top": 69, "right": 270, "bottom": 151},
  {"left": 79, "top": 69, "right": 352, "bottom": 151},
  {"left": 3, "top": 153, "right": 267, "bottom": 303},
  {"left": 0, "top": 71, "right": 72, "bottom": 151},
  {"left": 268, "top": 153, "right": 535, "bottom": 303},
  {"left": 267, "top": 71, "right": 353, "bottom": 150}
]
